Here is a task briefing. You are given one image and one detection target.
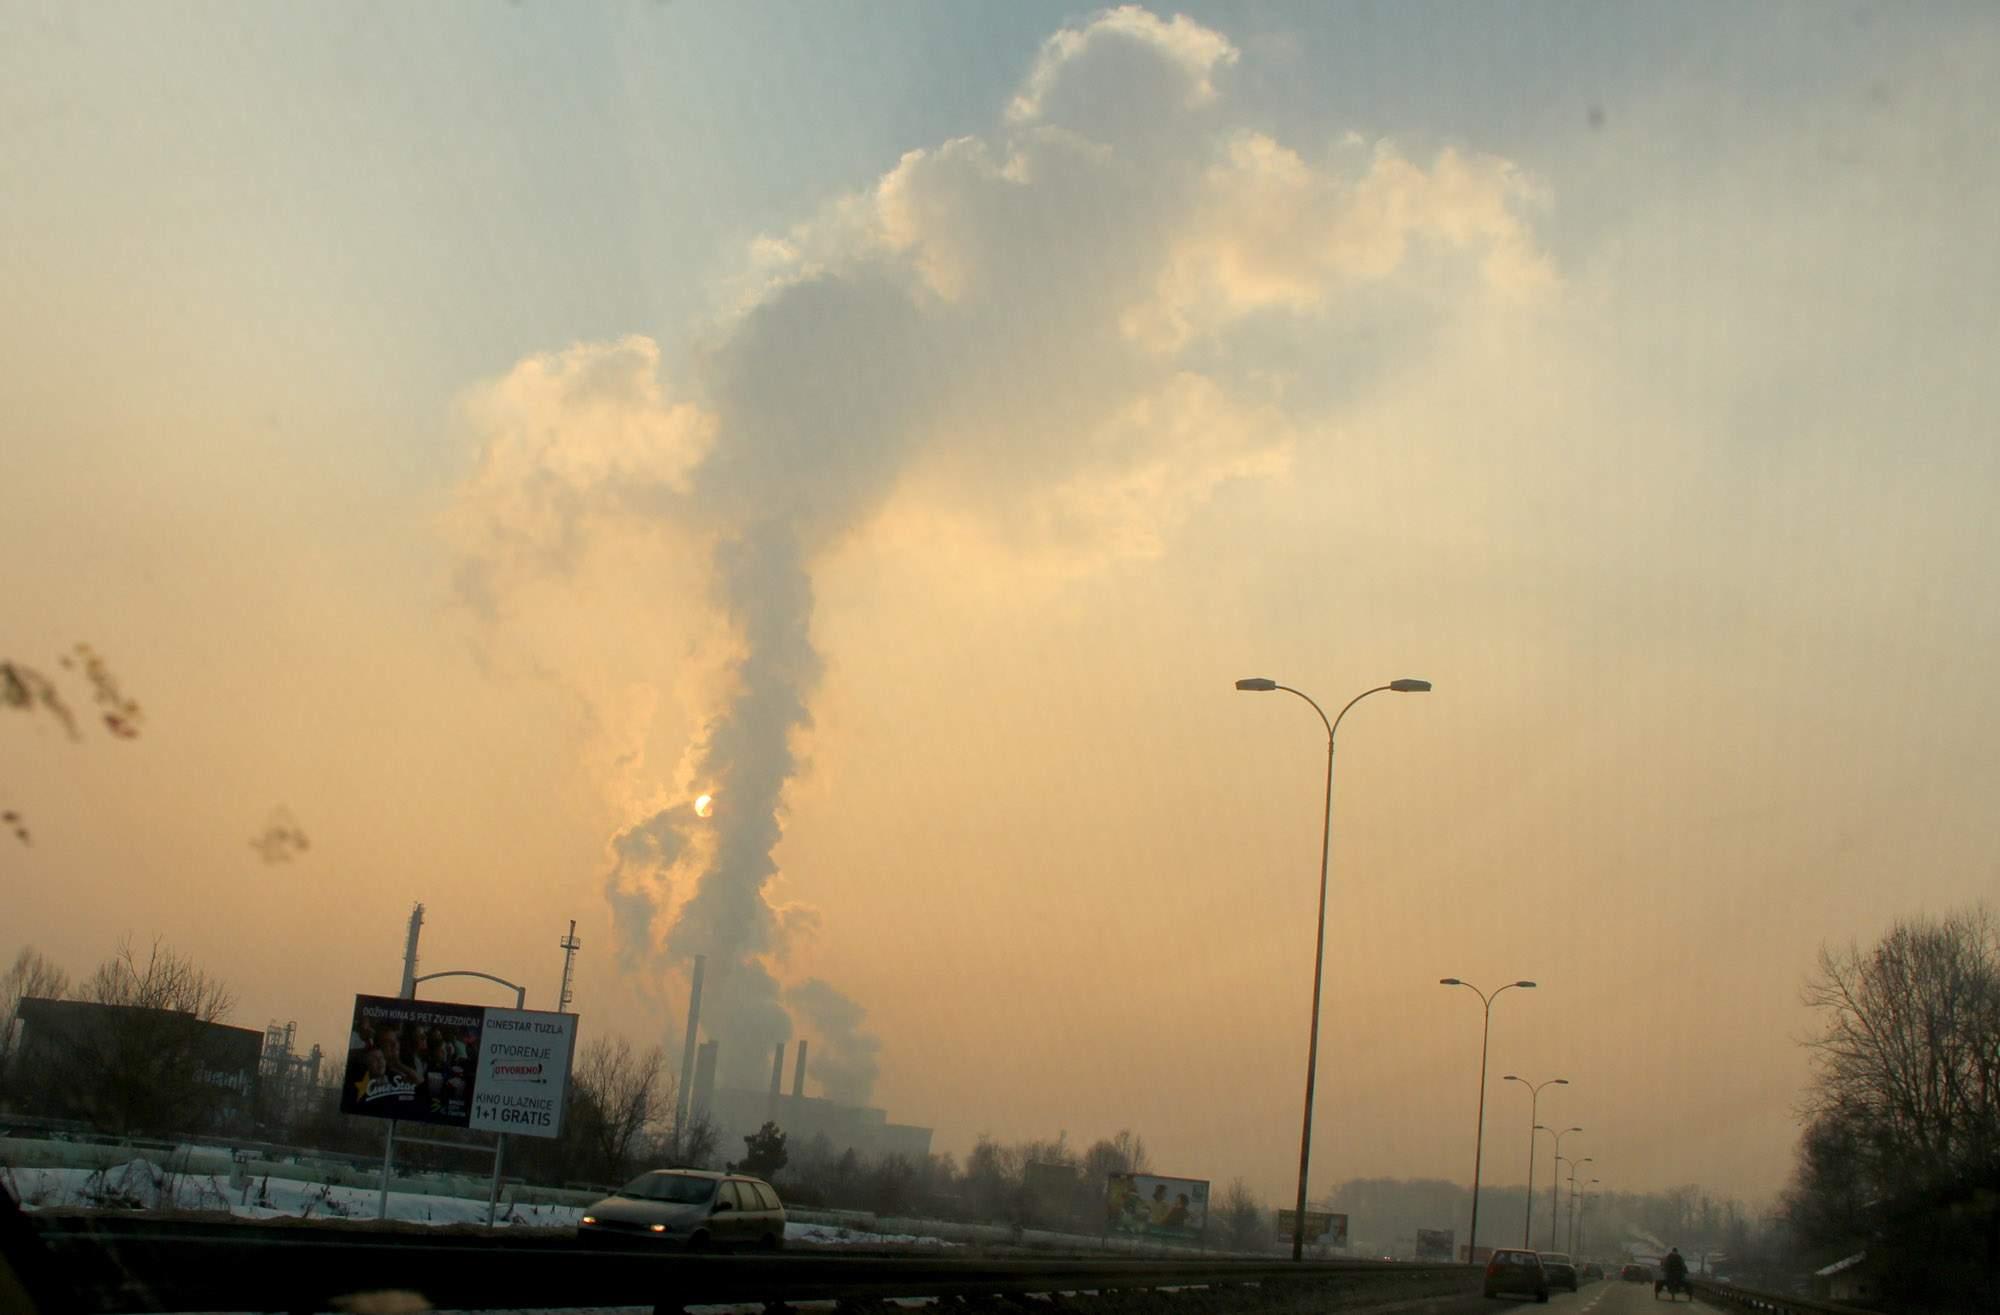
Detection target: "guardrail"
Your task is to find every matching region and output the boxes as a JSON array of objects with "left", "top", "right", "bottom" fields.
[
  {"left": 29, "top": 1218, "right": 1477, "bottom": 1314},
  {"left": 1691, "top": 1277, "right": 1873, "bottom": 1315}
]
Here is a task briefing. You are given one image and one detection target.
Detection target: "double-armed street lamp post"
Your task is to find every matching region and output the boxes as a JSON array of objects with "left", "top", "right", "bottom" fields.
[
  {"left": 1234, "top": 675, "right": 1431, "bottom": 1261},
  {"left": 1571, "top": 1177, "right": 1599, "bottom": 1255},
  {"left": 1502, "top": 1075, "right": 1568, "bottom": 1248},
  {"left": 1440, "top": 978, "right": 1536, "bottom": 1258},
  {"left": 1549, "top": 1127, "right": 1583, "bottom": 1250},
  {"left": 1560, "top": 1156, "right": 1594, "bottom": 1252}
]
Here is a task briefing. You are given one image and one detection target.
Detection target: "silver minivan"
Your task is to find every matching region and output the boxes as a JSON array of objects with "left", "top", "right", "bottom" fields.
[{"left": 577, "top": 1169, "right": 787, "bottom": 1250}]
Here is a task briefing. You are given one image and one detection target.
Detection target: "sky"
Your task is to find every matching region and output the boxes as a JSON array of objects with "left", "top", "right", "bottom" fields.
[{"left": 4, "top": 1, "right": 1999, "bottom": 1211}]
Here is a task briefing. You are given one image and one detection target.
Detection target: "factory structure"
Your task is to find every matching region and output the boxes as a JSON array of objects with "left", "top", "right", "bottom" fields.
[{"left": 672, "top": 956, "right": 933, "bottom": 1165}]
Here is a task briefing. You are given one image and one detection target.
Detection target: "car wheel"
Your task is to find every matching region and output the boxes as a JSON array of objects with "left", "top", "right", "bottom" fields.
[{"left": 758, "top": 1231, "right": 780, "bottom": 1251}]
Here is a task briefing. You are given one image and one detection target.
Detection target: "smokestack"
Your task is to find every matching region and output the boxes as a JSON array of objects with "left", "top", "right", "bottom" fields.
[
  {"left": 768, "top": 1041, "right": 785, "bottom": 1121},
  {"left": 674, "top": 955, "right": 706, "bottom": 1134},
  {"left": 692, "top": 1039, "right": 719, "bottom": 1120},
  {"left": 792, "top": 1039, "right": 808, "bottom": 1099},
  {"left": 399, "top": 903, "right": 424, "bottom": 998}
]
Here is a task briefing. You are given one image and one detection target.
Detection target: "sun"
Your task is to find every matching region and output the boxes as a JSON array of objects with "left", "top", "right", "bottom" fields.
[{"left": 694, "top": 794, "right": 714, "bottom": 818}]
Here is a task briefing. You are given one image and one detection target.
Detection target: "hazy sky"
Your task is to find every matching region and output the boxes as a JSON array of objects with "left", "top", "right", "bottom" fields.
[{"left": 5, "top": 1, "right": 1998, "bottom": 1210}]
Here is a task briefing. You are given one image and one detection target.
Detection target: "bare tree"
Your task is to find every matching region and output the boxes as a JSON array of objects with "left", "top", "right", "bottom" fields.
[
  {"left": 1079, "top": 1130, "right": 1150, "bottom": 1185},
  {"left": 568, "top": 1037, "right": 668, "bottom": 1183},
  {"left": 658, "top": 1102, "right": 720, "bottom": 1171},
  {"left": 0, "top": 947, "right": 71, "bottom": 1074},
  {"left": 1220, "top": 1179, "right": 1268, "bottom": 1252},
  {"left": 80, "top": 938, "right": 234, "bottom": 1021},
  {"left": 1801, "top": 907, "right": 2000, "bottom": 1173},
  {"left": 1787, "top": 906, "right": 2000, "bottom": 1309}
]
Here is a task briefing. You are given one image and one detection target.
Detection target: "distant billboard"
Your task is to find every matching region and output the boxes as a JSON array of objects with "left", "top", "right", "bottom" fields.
[
  {"left": 339, "top": 994, "right": 577, "bottom": 1139},
  {"left": 1276, "top": 1209, "right": 1349, "bottom": 1246},
  {"left": 1025, "top": 1160, "right": 1080, "bottom": 1223},
  {"left": 1105, "top": 1173, "right": 1209, "bottom": 1239},
  {"left": 1415, "top": 1227, "right": 1455, "bottom": 1262}
]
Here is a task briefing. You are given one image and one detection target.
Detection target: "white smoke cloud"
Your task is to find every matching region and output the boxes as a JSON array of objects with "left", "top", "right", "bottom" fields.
[
  {"left": 448, "top": 5, "right": 1549, "bottom": 1100},
  {"left": 786, "top": 977, "right": 882, "bottom": 1107}
]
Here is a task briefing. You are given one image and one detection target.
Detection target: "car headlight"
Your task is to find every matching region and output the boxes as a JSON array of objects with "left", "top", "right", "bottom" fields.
[
  {"left": 650, "top": 1223, "right": 668, "bottom": 1233},
  {"left": 580, "top": 1215, "right": 596, "bottom": 1225}
]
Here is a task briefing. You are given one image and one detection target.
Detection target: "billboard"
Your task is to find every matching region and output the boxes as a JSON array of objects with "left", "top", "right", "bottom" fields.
[
  {"left": 340, "top": 995, "right": 577, "bottom": 1139},
  {"left": 1105, "top": 1173, "right": 1209, "bottom": 1239},
  {"left": 1415, "top": 1227, "right": 1455, "bottom": 1262},
  {"left": 471, "top": 1007, "right": 579, "bottom": 1137},
  {"left": 1276, "top": 1209, "right": 1349, "bottom": 1246}
]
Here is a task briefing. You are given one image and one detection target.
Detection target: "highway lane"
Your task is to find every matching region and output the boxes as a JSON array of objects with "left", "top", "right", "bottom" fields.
[{"left": 1482, "top": 1277, "right": 1702, "bottom": 1315}]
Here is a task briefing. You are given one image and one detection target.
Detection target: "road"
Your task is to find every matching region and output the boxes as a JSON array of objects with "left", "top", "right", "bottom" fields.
[{"left": 1480, "top": 1278, "right": 1702, "bottom": 1315}]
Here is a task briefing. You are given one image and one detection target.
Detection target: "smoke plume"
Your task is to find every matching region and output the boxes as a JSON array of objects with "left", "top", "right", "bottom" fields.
[
  {"left": 786, "top": 977, "right": 883, "bottom": 1107},
  {"left": 451, "top": 4, "right": 1547, "bottom": 1104}
]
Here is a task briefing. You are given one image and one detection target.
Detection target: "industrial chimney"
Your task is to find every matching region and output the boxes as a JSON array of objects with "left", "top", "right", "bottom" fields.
[
  {"left": 791, "top": 1039, "right": 808, "bottom": 1099},
  {"left": 673, "top": 955, "right": 706, "bottom": 1135}
]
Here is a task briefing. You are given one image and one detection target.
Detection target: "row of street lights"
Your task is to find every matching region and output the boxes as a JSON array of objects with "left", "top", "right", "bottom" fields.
[
  {"left": 1440, "top": 986, "right": 1602, "bottom": 1257},
  {"left": 1235, "top": 675, "right": 1601, "bottom": 1263}
]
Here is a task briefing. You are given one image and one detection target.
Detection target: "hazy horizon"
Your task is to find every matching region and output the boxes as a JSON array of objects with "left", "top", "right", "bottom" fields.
[{"left": 7, "top": 1, "right": 1999, "bottom": 1213}]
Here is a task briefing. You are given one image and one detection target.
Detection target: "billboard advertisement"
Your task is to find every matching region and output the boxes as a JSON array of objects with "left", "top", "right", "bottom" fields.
[
  {"left": 1105, "top": 1173, "right": 1209, "bottom": 1239},
  {"left": 1276, "top": 1209, "right": 1349, "bottom": 1246},
  {"left": 1415, "top": 1227, "right": 1455, "bottom": 1262},
  {"left": 470, "top": 1007, "right": 578, "bottom": 1137},
  {"left": 340, "top": 995, "right": 577, "bottom": 1139}
]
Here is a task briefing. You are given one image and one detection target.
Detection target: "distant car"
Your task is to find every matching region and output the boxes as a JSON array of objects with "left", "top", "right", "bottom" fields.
[
  {"left": 1485, "top": 1248, "right": 1550, "bottom": 1302},
  {"left": 1538, "top": 1252, "right": 1578, "bottom": 1292},
  {"left": 1621, "top": 1263, "right": 1651, "bottom": 1282},
  {"left": 577, "top": 1169, "right": 786, "bottom": 1251},
  {"left": 1581, "top": 1262, "right": 1605, "bottom": 1281}
]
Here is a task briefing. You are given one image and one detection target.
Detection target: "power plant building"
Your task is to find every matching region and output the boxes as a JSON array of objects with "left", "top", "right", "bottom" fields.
[
  {"left": 705, "top": 1038, "right": 934, "bottom": 1164},
  {"left": 673, "top": 967, "right": 931, "bottom": 1164}
]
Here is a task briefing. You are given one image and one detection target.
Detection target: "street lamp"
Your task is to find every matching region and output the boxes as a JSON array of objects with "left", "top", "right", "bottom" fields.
[
  {"left": 1502, "top": 1075, "right": 1568, "bottom": 1248},
  {"left": 1563, "top": 1159, "right": 1595, "bottom": 1254},
  {"left": 1440, "top": 978, "right": 1536, "bottom": 1258},
  {"left": 1235, "top": 674, "right": 1432, "bottom": 1260},
  {"left": 1571, "top": 1178, "right": 1600, "bottom": 1256},
  {"left": 1549, "top": 1127, "right": 1582, "bottom": 1250}
]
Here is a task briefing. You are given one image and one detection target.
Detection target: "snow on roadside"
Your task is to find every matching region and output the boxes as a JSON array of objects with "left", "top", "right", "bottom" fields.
[{"left": 4, "top": 1158, "right": 953, "bottom": 1247}]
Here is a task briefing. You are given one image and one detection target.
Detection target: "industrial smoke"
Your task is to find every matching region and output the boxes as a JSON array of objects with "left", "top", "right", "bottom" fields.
[{"left": 450, "top": 4, "right": 1549, "bottom": 1100}]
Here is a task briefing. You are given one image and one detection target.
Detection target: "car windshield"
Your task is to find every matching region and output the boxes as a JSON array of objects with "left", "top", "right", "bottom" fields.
[
  {"left": 5, "top": 5, "right": 1994, "bottom": 1308},
  {"left": 624, "top": 1174, "right": 716, "bottom": 1205}
]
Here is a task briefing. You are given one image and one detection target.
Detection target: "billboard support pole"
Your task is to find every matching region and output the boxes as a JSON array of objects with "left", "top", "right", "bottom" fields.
[
  {"left": 486, "top": 1133, "right": 508, "bottom": 1227},
  {"left": 377, "top": 1119, "right": 396, "bottom": 1221}
]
